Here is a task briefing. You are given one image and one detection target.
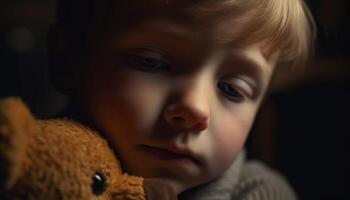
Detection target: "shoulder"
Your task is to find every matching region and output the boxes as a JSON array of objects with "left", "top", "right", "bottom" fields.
[{"left": 232, "top": 160, "right": 298, "bottom": 200}]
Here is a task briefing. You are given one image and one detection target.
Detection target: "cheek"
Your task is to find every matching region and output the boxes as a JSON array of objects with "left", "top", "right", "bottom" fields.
[
  {"left": 111, "top": 75, "right": 167, "bottom": 132},
  {"left": 207, "top": 111, "right": 255, "bottom": 173},
  {"left": 214, "top": 121, "right": 247, "bottom": 161},
  {"left": 83, "top": 70, "right": 167, "bottom": 136}
]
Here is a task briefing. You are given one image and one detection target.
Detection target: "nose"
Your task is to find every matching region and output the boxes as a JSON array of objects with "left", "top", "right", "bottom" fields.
[{"left": 163, "top": 78, "right": 209, "bottom": 132}]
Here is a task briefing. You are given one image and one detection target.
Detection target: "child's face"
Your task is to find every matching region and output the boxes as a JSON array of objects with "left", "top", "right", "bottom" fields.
[{"left": 78, "top": 2, "right": 278, "bottom": 194}]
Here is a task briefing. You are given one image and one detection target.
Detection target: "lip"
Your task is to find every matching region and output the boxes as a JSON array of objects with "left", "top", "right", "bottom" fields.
[{"left": 139, "top": 144, "right": 202, "bottom": 166}]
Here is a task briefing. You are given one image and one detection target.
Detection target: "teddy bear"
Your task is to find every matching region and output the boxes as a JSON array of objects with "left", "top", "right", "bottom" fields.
[{"left": 0, "top": 97, "right": 176, "bottom": 200}]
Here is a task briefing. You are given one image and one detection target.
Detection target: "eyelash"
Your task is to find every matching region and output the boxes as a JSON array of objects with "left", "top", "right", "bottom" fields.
[
  {"left": 127, "top": 54, "right": 170, "bottom": 72},
  {"left": 128, "top": 53, "right": 248, "bottom": 103},
  {"left": 217, "top": 82, "right": 245, "bottom": 102}
]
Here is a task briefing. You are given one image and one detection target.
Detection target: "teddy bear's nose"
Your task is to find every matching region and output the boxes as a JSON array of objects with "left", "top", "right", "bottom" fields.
[{"left": 91, "top": 171, "right": 107, "bottom": 195}]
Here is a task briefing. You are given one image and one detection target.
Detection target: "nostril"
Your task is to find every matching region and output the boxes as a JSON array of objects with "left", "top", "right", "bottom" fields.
[
  {"left": 164, "top": 104, "right": 209, "bottom": 130},
  {"left": 195, "top": 120, "right": 208, "bottom": 131},
  {"left": 172, "top": 116, "right": 185, "bottom": 124}
]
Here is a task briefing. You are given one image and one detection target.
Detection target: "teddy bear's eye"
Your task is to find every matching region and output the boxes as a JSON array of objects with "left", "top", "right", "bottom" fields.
[{"left": 91, "top": 171, "right": 107, "bottom": 195}]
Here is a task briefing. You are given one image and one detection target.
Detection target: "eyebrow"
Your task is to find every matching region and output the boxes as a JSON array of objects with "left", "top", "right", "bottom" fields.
[
  {"left": 109, "top": 21, "right": 196, "bottom": 52},
  {"left": 139, "top": 20, "right": 197, "bottom": 39}
]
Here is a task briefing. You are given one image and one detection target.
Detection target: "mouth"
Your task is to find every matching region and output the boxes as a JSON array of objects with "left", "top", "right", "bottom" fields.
[{"left": 139, "top": 144, "right": 202, "bottom": 166}]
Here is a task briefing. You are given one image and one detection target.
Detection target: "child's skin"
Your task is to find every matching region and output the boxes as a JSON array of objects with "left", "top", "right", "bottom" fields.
[{"left": 74, "top": 1, "right": 280, "bottom": 194}]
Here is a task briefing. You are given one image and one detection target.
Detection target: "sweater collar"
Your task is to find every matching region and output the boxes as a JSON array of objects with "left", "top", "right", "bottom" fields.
[{"left": 179, "top": 150, "right": 246, "bottom": 200}]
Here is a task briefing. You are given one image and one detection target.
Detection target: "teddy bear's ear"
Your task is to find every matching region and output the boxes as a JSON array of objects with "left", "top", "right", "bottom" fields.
[{"left": 0, "top": 97, "right": 39, "bottom": 190}]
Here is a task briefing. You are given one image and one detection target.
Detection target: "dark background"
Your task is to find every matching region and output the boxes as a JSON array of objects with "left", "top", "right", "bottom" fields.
[
  {"left": 0, "top": 0, "right": 349, "bottom": 199},
  {"left": 247, "top": 1, "right": 350, "bottom": 199}
]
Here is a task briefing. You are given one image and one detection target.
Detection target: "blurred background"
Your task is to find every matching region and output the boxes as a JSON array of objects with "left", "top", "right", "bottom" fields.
[
  {"left": 0, "top": 0, "right": 66, "bottom": 118},
  {"left": 0, "top": 0, "right": 349, "bottom": 199}
]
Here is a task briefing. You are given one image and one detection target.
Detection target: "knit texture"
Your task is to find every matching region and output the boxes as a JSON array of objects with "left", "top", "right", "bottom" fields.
[{"left": 179, "top": 151, "right": 297, "bottom": 200}]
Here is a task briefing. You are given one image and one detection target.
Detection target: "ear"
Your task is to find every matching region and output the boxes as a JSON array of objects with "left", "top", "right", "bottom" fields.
[
  {"left": 0, "top": 97, "right": 39, "bottom": 189},
  {"left": 47, "top": 23, "right": 79, "bottom": 95}
]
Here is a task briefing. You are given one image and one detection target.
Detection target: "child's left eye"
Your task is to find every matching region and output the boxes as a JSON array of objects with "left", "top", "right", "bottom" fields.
[
  {"left": 128, "top": 54, "right": 170, "bottom": 72},
  {"left": 217, "top": 81, "right": 245, "bottom": 102}
]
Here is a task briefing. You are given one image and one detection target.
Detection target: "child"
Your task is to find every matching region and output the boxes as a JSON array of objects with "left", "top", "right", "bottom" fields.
[{"left": 48, "top": 0, "right": 314, "bottom": 199}]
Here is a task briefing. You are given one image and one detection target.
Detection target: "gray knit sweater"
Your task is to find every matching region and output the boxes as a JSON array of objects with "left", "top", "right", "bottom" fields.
[{"left": 179, "top": 151, "right": 297, "bottom": 200}]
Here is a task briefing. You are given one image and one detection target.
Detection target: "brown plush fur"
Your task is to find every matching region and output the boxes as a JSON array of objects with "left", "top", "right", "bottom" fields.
[{"left": 0, "top": 97, "right": 176, "bottom": 200}]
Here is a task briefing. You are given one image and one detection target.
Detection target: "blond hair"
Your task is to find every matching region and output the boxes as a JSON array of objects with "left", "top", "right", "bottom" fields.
[{"left": 186, "top": 0, "right": 315, "bottom": 68}]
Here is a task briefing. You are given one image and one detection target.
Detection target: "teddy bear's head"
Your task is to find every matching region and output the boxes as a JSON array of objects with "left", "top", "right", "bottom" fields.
[{"left": 0, "top": 97, "right": 176, "bottom": 200}]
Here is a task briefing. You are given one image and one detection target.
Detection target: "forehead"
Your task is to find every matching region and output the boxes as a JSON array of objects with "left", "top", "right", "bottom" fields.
[
  {"left": 92, "top": 0, "right": 256, "bottom": 46},
  {"left": 91, "top": 2, "right": 278, "bottom": 61}
]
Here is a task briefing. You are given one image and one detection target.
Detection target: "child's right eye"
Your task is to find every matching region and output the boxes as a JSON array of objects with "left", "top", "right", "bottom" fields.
[{"left": 127, "top": 54, "right": 171, "bottom": 73}]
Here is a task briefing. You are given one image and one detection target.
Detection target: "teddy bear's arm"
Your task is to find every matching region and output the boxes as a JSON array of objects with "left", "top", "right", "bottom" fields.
[
  {"left": 0, "top": 97, "right": 39, "bottom": 190},
  {"left": 109, "top": 175, "right": 146, "bottom": 200}
]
